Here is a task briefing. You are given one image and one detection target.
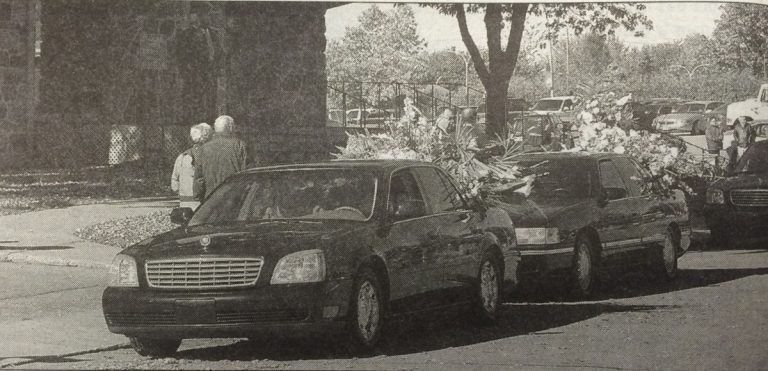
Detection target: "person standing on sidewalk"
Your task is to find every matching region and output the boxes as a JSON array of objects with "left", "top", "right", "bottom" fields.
[
  {"left": 705, "top": 117, "right": 724, "bottom": 168},
  {"left": 171, "top": 123, "right": 212, "bottom": 210},
  {"left": 195, "top": 115, "right": 250, "bottom": 199}
]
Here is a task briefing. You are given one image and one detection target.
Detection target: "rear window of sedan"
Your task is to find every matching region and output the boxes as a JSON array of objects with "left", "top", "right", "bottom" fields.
[
  {"left": 189, "top": 169, "right": 378, "bottom": 225},
  {"left": 516, "top": 159, "right": 593, "bottom": 202}
]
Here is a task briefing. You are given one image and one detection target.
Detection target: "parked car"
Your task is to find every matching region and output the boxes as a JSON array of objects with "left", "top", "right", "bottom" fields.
[
  {"left": 704, "top": 140, "right": 768, "bottom": 248},
  {"left": 633, "top": 100, "right": 684, "bottom": 131},
  {"left": 507, "top": 113, "right": 564, "bottom": 148},
  {"left": 531, "top": 96, "right": 577, "bottom": 123},
  {"left": 495, "top": 152, "right": 691, "bottom": 296},
  {"left": 726, "top": 83, "right": 768, "bottom": 127},
  {"left": 346, "top": 108, "right": 393, "bottom": 127},
  {"left": 477, "top": 97, "right": 531, "bottom": 125},
  {"left": 327, "top": 109, "right": 345, "bottom": 127},
  {"left": 654, "top": 101, "right": 725, "bottom": 134},
  {"left": 102, "top": 160, "right": 520, "bottom": 356}
]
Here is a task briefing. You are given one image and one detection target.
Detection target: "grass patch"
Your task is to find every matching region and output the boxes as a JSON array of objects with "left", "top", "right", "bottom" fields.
[
  {"left": 0, "top": 165, "right": 173, "bottom": 216},
  {"left": 74, "top": 210, "right": 177, "bottom": 248}
]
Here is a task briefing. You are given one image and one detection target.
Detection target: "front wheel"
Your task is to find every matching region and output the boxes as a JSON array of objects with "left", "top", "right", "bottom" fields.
[
  {"left": 571, "top": 237, "right": 598, "bottom": 298},
  {"left": 654, "top": 229, "right": 678, "bottom": 281},
  {"left": 472, "top": 253, "right": 502, "bottom": 325},
  {"left": 129, "top": 337, "right": 181, "bottom": 357},
  {"left": 347, "top": 267, "right": 384, "bottom": 352}
]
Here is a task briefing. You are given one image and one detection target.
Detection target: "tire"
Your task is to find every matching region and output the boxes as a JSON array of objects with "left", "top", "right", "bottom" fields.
[
  {"left": 654, "top": 229, "right": 679, "bottom": 281},
  {"left": 347, "top": 267, "right": 384, "bottom": 352},
  {"left": 472, "top": 252, "right": 502, "bottom": 325},
  {"left": 129, "top": 337, "right": 181, "bottom": 357},
  {"left": 571, "top": 237, "right": 598, "bottom": 298}
]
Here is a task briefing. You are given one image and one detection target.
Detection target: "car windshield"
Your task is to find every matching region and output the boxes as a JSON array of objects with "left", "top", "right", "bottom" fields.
[
  {"left": 517, "top": 159, "right": 591, "bottom": 202},
  {"left": 189, "top": 169, "right": 377, "bottom": 226},
  {"left": 682, "top": 103, "right": 706, "bottom": 113},
  {"left": 734, "top": 144, "right": 768, "bottom": 174},
  {"left": 533, "top": 99, "right": 563, "bottom": 111}
]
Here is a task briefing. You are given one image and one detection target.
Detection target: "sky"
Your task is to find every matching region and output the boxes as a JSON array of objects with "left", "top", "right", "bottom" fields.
[{"left": 325, "top": 2, "right": 724, "bottom": 50}]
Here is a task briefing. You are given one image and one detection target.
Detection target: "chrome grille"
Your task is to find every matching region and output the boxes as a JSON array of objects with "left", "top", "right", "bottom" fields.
[
  {"left": 145, "top": 257, "right": 263, "bottom": 289},
  {"left": 105, "top": 312, "right": 175, "bottom": 326},
  {"left": 730, "top": 189, "right": 768, "bottom": 207}
]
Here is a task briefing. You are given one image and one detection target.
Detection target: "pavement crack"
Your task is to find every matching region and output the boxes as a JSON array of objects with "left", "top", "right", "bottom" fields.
[
  {"left": 0, "top": 343, "right": 130, "bottom": 369},
  {"left": 0, "top": 284, "right": 102, "bottom": 301}
]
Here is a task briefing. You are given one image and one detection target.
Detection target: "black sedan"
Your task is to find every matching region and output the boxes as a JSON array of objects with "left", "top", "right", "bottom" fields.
[
  {"left": 495, "top": 152, "right": 691, "bottom": 297},
  {"left": 102, "top": 160, "right": 520, "bottom": 356},
  {"left": 704, "top": 140, "right": 768, "bottom": 248}
]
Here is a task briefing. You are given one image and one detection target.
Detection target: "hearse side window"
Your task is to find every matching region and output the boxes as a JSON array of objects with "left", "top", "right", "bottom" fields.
[
  {"left": 612, "top": 157, "right": 644, "bottom": 197},
  {"left": 389, "top": 169, "right": 427, "bottom": 221},
  {"left": 599, "top": 160, "right": 628, "bottom": 200},
  {"left": 413, "top": 167, "right": 465, "bottom": 214}
]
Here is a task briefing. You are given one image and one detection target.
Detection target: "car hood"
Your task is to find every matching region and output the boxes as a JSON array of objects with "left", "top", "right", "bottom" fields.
[
  {"left": 123, "top": 221, "right": 368, "bottom": 260},
  {"left": 711, "top": 173, "right": 768, "bottom": 191}
]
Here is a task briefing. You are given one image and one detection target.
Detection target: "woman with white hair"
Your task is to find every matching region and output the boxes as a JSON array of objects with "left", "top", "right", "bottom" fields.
[{"left": 171, "top": 123, "right": 212, "bottom": 210}]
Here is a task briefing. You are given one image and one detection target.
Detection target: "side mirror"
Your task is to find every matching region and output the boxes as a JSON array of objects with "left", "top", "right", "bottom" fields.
[{"left": 170, "top": 207, "right": 193, "bottom": 225}]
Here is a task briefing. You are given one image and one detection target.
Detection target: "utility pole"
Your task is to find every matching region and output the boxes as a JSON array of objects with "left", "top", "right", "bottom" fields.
[
  {"left": 448, "top": 49, "right": 470, "bottom": 106},
  {"left": 548, "top": 38, "right": 555, "bottom": 98},
  {"left": 565, "top": 27, "right": 570, "bottom": 94}
]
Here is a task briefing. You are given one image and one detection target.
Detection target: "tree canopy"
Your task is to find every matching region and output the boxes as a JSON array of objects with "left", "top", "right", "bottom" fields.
[{"left": 712, "top": 3, "right": 768, "bottom": 77}]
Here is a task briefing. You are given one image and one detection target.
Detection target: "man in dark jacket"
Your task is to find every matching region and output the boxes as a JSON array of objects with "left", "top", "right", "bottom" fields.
[
  {"left": 705, "top": 117, "right": 724, "bottom": 168},
  {"left": 195, "top": 115, "right": 249, "bottom": 199}
]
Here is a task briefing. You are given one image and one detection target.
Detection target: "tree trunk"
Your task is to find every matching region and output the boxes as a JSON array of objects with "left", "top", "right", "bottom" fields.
[{"left": 485, "top": 77, "right": 508, "bottom": 138}]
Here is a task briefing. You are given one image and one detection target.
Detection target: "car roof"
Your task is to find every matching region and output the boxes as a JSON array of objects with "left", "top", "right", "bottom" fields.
[
  {"left": 242, "top": 159, "right": 434, "bottom": 174},
  {"left": 539, "top": 96, "right": 575, "bottom": 100},
  {"left": 684, "top": 101, "right": 723, "bottom": 105},
  {"left": 513, "top": 151, "right": 620, "bottom": 162}
]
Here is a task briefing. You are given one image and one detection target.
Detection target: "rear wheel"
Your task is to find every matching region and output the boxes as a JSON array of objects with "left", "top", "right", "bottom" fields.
[
  {"left": 571, "top": 237, "right": 598, "bottom": 298},
  {"left": 347, "top": 267, "right": 384, "bottom": 352},
  {"left": 129, "top": 337, "right": 181, "bottom": 357},
  {"left": 472, "top": 253, "right": 502, "bottom": 325}
]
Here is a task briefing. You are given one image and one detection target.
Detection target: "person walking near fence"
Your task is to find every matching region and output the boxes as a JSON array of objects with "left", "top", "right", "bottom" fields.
[
  {"left": 705, "top": 117, "right": 724, "bottom": 168},
  {"left": 171, "top": 123, "right": 212, "bottom": 210},
  {"left": 195, "top": 115, "right": 250, "bottom": 199}
]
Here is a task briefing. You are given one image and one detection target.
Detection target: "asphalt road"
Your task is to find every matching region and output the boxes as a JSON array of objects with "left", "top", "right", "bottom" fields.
[{"left": 2, "top": 246, "right": 768, "bottom": 370}]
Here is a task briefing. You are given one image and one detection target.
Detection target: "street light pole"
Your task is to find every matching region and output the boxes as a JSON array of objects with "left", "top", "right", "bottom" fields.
[{"left": 448, "top": 50, "right": 470, "bottom": 107}]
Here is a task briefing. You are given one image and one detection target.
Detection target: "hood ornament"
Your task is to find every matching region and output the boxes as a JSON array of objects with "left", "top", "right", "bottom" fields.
[{"left": 200, "top": 236, "right": 211, "bottom": 247}]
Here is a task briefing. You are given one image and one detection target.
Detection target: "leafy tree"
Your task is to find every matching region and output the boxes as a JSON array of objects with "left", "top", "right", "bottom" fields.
[
  {"left": 712, "top": 3, "right": 768, "bottom": 77},
  {"left": 429, "top": 4, "right": 651, "bottom": 136},
  {"left": 326, "top": 4, "right": 425, "bottom": 83}
]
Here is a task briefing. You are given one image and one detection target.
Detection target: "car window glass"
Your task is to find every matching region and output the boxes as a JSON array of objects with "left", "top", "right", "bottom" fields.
[
  {"left": 413, "top": 167, "right": 465, "bottom": 214},
  {"left": 612, "top": 157, "right": 643, "bottom": 197},
  {"left": 599, "top": 160, "right": 628, "bottom": 199},
  {"left": 389, "top": 169, "right": 426, "bottom": 221},
  {"left": 660, "top": 106, "right": 672, "bottom": 114}
]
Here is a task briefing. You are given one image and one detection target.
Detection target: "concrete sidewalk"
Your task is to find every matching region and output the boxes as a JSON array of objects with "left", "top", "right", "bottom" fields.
[{"left": 0, "top": 198, "right": 177, "bottom": 269}]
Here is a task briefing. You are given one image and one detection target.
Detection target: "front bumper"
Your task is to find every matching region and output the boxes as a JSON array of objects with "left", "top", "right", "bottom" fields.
[
  {"left": 102, "top": 279, "right": 353, "bottom": 339},
  {"left": 703, "top": 203, "right": 768, "bottom": 237},
  {"left": 517, "top": 243, "right": 573, "bottom": 275}
]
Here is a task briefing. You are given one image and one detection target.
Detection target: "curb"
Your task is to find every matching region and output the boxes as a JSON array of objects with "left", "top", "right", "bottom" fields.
[{"left": 0, "top": 251, "right": 111, "bottom": 269}]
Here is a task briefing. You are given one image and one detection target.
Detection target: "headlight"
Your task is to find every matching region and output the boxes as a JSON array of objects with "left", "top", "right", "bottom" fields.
[
  {"left": 108, "top": 254, "right": 139, "bottom": 287},
  {"left": 706, "top": 188, "right": 725, "bottom": 205},
  {"left": 271, "top": 249, "right": 326, "bottom": 284},
  {"left": 515, "top": 228, "right": 560, "bottom": 245}
]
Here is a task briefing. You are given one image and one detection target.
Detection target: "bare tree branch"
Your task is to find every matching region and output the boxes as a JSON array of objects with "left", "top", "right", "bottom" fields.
[{"left": 455, "top": 4, "right": 490, "bottom": 86}]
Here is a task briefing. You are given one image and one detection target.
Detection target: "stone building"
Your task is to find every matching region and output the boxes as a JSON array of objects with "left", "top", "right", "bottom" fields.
[
  {"left": 0, "top": 0, "right": 36, "bottom": 167},
  {"left": 4, "top": 0, "right": 338, "bottom": 168}
]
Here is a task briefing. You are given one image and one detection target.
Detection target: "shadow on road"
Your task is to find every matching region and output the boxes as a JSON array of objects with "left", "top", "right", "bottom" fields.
[
  {"left": 162, "top": 266, "right": 768, "bottom": 362},
  {"left": 514, "top": 266, "right": 768, "bottom": 302},
  {"left": 170, "top": 302, "right": 670, "bottom": 362},
  {"left": 0, "top": 245, "right": 73, "bottom": 251}
]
